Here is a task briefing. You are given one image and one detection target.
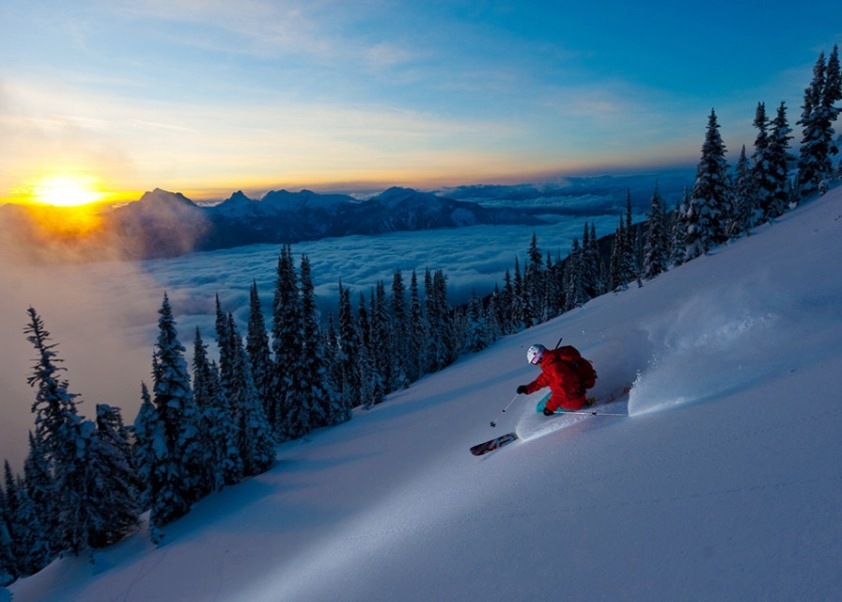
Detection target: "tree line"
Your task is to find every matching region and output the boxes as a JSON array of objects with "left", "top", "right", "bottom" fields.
[{"left": 1, "top": 44, "right": 839, "bottom": 587}]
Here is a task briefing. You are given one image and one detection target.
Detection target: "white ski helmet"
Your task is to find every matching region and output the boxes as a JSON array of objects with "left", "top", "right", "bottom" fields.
[{"left": 526, "top": 344, "right": 546, "bottom": 365}]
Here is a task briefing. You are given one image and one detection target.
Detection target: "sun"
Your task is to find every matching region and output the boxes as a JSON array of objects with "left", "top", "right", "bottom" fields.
[{"left": 31, "top": 175, "right": 106, "bottom": 207}]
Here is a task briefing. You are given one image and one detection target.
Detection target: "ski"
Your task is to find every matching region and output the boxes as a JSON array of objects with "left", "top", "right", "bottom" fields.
[{"left": 470, "top": 432, "right": 518, "bottom": 456}]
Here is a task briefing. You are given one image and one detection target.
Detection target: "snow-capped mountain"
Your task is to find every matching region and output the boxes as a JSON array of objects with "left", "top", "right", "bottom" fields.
[{"left": 102, "top": 186, "right": 544, "bottom": 258}]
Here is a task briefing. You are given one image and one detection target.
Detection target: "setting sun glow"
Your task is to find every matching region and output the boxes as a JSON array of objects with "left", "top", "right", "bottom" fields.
[{"left": 31, "top": 175, "right": 105, "bottom": 207}]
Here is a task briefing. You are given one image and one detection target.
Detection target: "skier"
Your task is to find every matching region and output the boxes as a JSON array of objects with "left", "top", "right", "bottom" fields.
[{"left": 516, "top": 344, "right": 593, "bottom": 416}]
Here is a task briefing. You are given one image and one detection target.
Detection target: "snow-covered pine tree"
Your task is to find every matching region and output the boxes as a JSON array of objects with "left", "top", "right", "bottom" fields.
[
  {"left": 191, "top": 328, "right": 226, "bottom": 492},
  {"left": 670, "top": 190, "right": 691, "bottom": 266},
  {"left": 797, "top": 55, "right": 825, "bottom": 198},
  {"left": 510, "top": 258, "right": 526, "bottom": 330},
  {"left": 609, "top": 193, "right": 639, "bottom": 289},
  {"left": 212, "top": 308, "right": 246, "bottom": 486},
  {"left": 0, "top": 486, "right": 16, "bottom": 586},
  {"left": 357, "top": 339, "right": 380, "bottom": 410},
  {"left": 148, "top": 294, "right": 204, "bottom": 537},
  {"left": 21, "top": 431, "right": 55, "bottom": 566},
  {"left": 464, "top": 290, "right": 492, "bottom": 353},
  {"left": 370, "top": 280, "right": 392, "bottom": 396},
  {"left": 434, "top": 269, "right": 458, "bottom": 367},
  {"left": 797, "top": 46, "right": 841, "bottom": 198},
  {"left": 581, "top": 223, "right": 602, "bottom": 298},
  {"left": 767, "top": 101, "right": 794, "bottom": 218},
  {"left": 337, "top": 282, "right": 362, "bottom": 408},
  {"left": 322, "top": 315, "right": 352, "bottom": 425},
  {"left": 246, "top": 281, "right": 275, "bottom": 424},
  {"left": 226, "top": 314, "right": 276, "bottom": 474},
  {"left": 608, "top": 216, "right": 625, "bottom": 290},
  {"left": 685, "top": 109, "right": 732, "bottom": 260},
  {"left": 131, "top": 382, "right": 157, "bottom": 510},
  {"left": 2, "top": 465, "right": 23, "bottom": 579},
  {"left": 731, "top": 145, "right": 756, "bottom": 238},
  {"left": 564, "top": 238, "right": 586, "bottom": 309},
  {"left": 8, "top": 461, "right": 50, "bottom": 577},
  {"left": 364, "top": 289, "right": 387, "bottom": 406},
  {"left": 423, "top": 269, "right": 442, "bottom": 372},
  {"left": 643, "top": 185, "right": 670, "bottom": 279},
  {"left": 24, "top": 307, "right": 98, "bottom": 556},
  {"left": 406, "top": 270, "right": 427, "bottom": 382},
  {"left": 751, "top": 102, "right": 776, "bottom": 222},
  {"left": 544, "top": 252, "right": 565, "bottom": 319},
  {"left": 287, "top": 254, "right": 333, "bottom": 433},
  {"left": 523, "top": 233, "right": 544, "bottom": 326},
  {"left": 271, "top": 245, "right": 301, "bottom": 441},
  {"left": 88, "top": 404, "right": 141, "bottom": 548},
  {"left": 390, "top": 270, "right": 410, "bottom": 391}
]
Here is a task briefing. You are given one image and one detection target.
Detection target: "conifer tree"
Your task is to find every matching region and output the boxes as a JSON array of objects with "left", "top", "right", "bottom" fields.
[
  {"left": 609, "top": 194, "right": 637, "bottom": 289},
  {"left": 21, "top": 431, "right": 55, "bottom": 566},
  {"left": 337, "top": 282, "right": 362, "bottom": 408},
  {"left": 287, "top": 255, "right": 331, "bottom": 434},
  {"left": 581, "top": 223, "right": 602, "bottom": 297},
  {"left": 271, "top": 245, "right": 301, "bottom": 440},
  {"left": 2, "top": 464, "right": 26, "bottom": 579},
  {"left": 523, "top": 233, "right": 544, "bottom": 326},
  {"left": 464, "top": 291, "right": 492, "bottom": 352},
  {"left": 390, "top": 270, "right": 410, "bottom": 391},
  {"left": 132, "top": 382, "right": 157, "bottom": 510},
  {"left": 9, "top": 462, "right": 50, "bottom": 576},
  {"left": 797, "top": 46, "right": 841, "bottom": 197},
  {"left": 370, "top": 281, "right": 392, "bottom": 395},
  {"left": 544, "top": 252, "right": 564, "bottom": 318},
  {"left": 24, "top": 307, "right": 98, "bottom": 555},
  {"left": 148, "top": 294, "right": 204, "bottom": 538},
  {"left": 212, "top": 312, "right": 246, "bottom": 486},
  {"left": 89, "top": 404, "right": 141, "bottom": 547},
  {"left": 671, "top": 190, "right": 691, "bottom": 266},
  {"left": 731, "top": 145, "right": 756, "bottom": 237},
  {"left": 767, "top": 101, "right": 794, "bottom": 218},
  {"left": 432, "top": 269, "right": 457, "bottom": 367},
  {"left": 685, "top": 109, "right": 732, "bottom": 259},
  {"left": 565, "top": 238, "right": 586, "bottom": 309},
  {"left": 643, "top": 185, "right": 669, "bottom": 279},
  {"left": 246, "top": 281, "right": 274, "bottom": 423},
  {"left": 406, "top": 270, "right": 427, "bottom": 382},
  {"left": 227, "top": 315, "right": 276, "bottom": 474},
  {"left": 191, "top": 329, "right": 225, "bottom": 492},
  {"left": 608, "top": 217, "right": 626, "bottom": 290},
  {"left": 322, "top": 316, "right": 352, "bottom": 426},
  {"left": 751, "top": 102, "right": 776, "bottom": 221},
  {"left": 498, "top": 269, "right": 514, "bottom": 334},
  {"left": 510, "top": 258, "right": 525, "bottom": 329},
  {"left": 0, "top": 497, "right": 15, "bottom": 586}
]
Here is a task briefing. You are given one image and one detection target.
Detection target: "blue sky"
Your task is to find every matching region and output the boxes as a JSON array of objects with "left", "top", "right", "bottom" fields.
[{"left": 0, "top": 0, "right": 839, "bottom": 201}]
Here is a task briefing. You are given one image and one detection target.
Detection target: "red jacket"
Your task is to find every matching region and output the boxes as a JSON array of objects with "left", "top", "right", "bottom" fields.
[{"left": 524, "top": 347, "right": 587, "bottom": 411}]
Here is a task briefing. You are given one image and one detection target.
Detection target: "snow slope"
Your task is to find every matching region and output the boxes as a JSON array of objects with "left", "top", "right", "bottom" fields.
[{"left": 8, "top": 187, "right": 842, "bottom": 601}]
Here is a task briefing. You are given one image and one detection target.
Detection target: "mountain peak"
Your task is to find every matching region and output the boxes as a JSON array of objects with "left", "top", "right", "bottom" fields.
[{"left": 138, "top": 188, "right": 197, "bottom": 208}]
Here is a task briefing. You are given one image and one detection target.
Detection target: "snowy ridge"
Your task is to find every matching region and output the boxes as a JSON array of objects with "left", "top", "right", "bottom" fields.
[{"left": 7, "top": 186, "right": 842, "bottom": 601}]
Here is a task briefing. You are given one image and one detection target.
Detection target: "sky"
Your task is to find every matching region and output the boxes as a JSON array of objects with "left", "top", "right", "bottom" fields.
[{"left": 1, "top": 1, "right": 840, "bottom": 203}]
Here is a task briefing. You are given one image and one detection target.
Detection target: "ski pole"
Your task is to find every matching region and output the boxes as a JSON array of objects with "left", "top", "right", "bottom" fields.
[{"left": 490, "top": 394, "right": 520, "bottom": 428}]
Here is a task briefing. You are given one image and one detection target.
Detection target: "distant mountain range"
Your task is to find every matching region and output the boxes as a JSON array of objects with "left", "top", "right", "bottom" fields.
[{"left": 1, "top": 186, "right": 543, "bottom": 262}]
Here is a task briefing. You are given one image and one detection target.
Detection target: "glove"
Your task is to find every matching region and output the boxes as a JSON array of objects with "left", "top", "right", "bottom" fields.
[
  {"left": 543, "top": 407, "right": 555, "bottom": 417},
  {"left": 516, "top": 385, "right": 528, "bottom": 395}
]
